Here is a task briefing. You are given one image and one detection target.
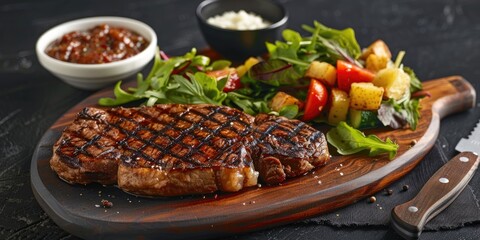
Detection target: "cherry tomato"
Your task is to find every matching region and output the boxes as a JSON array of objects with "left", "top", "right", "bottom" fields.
[
  {"left": 336, "top": 60, "right": 375, "bottom": 92},
  {"left": 302, "top": 79, "right": 328, "bottom": 121}
]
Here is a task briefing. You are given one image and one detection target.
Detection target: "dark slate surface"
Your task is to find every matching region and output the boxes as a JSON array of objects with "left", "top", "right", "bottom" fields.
[
  {"left": 0, "top": 0, "right": 479, "bottom": 239},
  {"left": 306, "top": 141, "right": 480, "bottom": 230}
]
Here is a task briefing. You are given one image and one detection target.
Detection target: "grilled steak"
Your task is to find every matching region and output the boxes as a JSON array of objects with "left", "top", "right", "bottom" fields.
[
  {"left": 250, "top": 114, "right": 329, "bottom": 184},
  {"left": 51, "top": 104, "right": 329, "bottom": 196},
  {"left": 51, "top": 104, "right": 258, "bottom": 196},
  {"left": 51, "top": 107, "right": 122, "bottom": 185}
]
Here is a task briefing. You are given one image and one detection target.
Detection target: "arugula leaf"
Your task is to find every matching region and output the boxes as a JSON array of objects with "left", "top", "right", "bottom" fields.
[
  {"left": 300, "top": 21, "right": 362, "bottom": 67},
  {"left": 327, "top": 122, "right": 399, "bottom": 160},
  {"left": 266, "top": 35, "right": 310, "bottom": 68},
  {"left": 193, "top": 72, "right": 227, "bottom": 102},
  {"left": 304, "top": 21, "right": 361, "bottom": 59},
  {"left": 168, "top": 73, "right": 226, "bottom": 105},
  {"left": 98, "top": 81, "right": 141, "bottom": 106}
]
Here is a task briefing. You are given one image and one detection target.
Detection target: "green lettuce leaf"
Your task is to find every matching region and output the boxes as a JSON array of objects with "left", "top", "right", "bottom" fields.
[{"left": 327, "top": 122, "right": 399, "bottom": 159}]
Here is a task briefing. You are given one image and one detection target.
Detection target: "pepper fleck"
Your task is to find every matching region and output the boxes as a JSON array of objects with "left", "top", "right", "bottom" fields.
[{"left": 385, "top": 189, "right": 393, "bottom": 195}]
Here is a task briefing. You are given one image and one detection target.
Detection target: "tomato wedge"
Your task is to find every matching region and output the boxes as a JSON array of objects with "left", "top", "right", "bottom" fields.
[
  {"left": 206, "top": 68, "right": 241, "bottom": 92},
  {"left": 302, "top": 79, "right": 328, "bottom": 121},
  {"left": 336, "top": 60, "right": 375, "bottom": 92}
]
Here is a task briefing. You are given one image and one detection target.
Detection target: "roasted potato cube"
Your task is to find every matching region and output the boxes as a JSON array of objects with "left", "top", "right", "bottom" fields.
[
  {"left": 366, "top": 54, "right": 391, "bottom": 72},
  {"left": 328, "top": 88, "right": 350, "bottom": 125},
  {"left": 304, "top": 61, "right": 337, "bottom": 86},
  {"left": 349, "top": 82, "right": 384, "bottom": 110},
  {"left": 269, "top": 92, "right": 303, "bottom": 112},
  {"left": 360, "top": 40, "right": 392, "bottom": 60},
  {"left": 372, "top": 68, "right": 411, "bottom": 100}
]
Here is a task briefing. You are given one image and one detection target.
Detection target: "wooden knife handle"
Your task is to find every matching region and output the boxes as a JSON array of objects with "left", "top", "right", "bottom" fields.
[{"left": 391, "top": 152, "right": 480, "bottom": 239}]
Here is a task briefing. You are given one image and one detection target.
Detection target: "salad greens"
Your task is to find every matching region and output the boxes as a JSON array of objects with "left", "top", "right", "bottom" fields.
[
  {"left": 99, "top": 48, "right": 235, "bottom": 107},
  {"left": 99, "top": 48, "right": 294, "bottom": 118},
  {"left": 98, "top": 20, "right": 426, "bottom": 160},
  {"left": 327, "top": 122, "right": 399, "bottom": 159},
  {"left": 378, "top": 98, "right": 421, "bottom": 130},
  {"left": 266, "top": 21, "right": 362, "bottom": 71},
  {"left": 224, "top": 92, "right": 271, "bottom": 115},
  {"left": 167, "top": 72, "right": 227, "bottom": 105},
  {"left": 100, "top": 21, "right": 375, "bottom": 115}
]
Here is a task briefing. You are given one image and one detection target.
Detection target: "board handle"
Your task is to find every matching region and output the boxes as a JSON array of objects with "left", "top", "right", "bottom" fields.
[
  {"left": 424, "top": 76, "right": 476, "bottom": 119},
  {"left": 391, "top": 152, "right": 480, "bottom": 239}
]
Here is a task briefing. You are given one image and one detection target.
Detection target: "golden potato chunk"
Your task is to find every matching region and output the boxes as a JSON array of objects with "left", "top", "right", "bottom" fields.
[
  {"left": 366, "top": 54, "right": 390, "bottom": 73},
  {"left": 304, "top": 61, "right": 337, "bottom": 86},
  {"left": 360, "top": 40, "right": 392, "bottom": 60},
  {"left": 349, "top": 82, "right": 384, "bottom": 110},
  {"left": 372, "top": 68, "right": 411, "bottom": 100}
]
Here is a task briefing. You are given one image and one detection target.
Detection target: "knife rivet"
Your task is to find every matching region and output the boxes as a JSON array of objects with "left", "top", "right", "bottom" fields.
[
  {"left": 439, "top": 177, "right": 449, "bottom": 184},
  {"left": 459, "top": 156, "right": 469, "bottom": 162},
  {"left": 408, "top": 206, "right": 418, "bottom": 213}
]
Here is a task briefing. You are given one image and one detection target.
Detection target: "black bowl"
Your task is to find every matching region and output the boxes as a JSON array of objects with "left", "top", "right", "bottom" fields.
[{"left": 196, "top": 0, "right": 288, "bottom": 60}]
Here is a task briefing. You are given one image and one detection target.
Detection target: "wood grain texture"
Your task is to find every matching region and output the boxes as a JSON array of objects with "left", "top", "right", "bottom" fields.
[
  {"left": 30, "top": 76, "right": 475, "bottom": 239},
  {"left": 391, "top": 151, "right": 480, "bottom": 239}
]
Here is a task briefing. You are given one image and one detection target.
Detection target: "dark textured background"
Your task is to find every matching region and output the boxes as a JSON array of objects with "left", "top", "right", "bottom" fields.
[{"left": 1, "top": 0, "right": 479, "bottom": 239}]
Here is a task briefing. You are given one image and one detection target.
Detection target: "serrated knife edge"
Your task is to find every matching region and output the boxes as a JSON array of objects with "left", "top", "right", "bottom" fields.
[{"left": 455, "top": 120, "right": 480, "bottom": 154}]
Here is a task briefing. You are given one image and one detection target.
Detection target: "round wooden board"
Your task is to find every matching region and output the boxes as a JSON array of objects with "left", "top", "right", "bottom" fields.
[{"left": 31, "top": 76, "right": 475, "bottom": 239}]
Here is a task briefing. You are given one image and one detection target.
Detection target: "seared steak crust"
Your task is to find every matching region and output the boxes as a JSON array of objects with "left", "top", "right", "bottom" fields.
[
  {"left": 50, "top": 104, "right": 329, "bottom": 196},
  {"left": 51, "top": 107, "right": 123, "bottom": 185},
  {"left": 111, "top": 104, "right": 258, "bottom": 196},
  {"left": 112, "top": 104, "right": 254, "bottom": 169},
  {"left": 251, "top": 114, "right": 329, "bottom": 184}
]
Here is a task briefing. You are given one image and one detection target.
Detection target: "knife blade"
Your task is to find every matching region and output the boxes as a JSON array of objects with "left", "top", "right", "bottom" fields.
[{"left": 390, "top": 120, "right": 480, "bottom": 239}]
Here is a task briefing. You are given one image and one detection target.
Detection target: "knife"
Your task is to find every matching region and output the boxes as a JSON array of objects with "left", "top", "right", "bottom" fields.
[{"left": 391, "top": 120, "right": 480, "bottom": 239}]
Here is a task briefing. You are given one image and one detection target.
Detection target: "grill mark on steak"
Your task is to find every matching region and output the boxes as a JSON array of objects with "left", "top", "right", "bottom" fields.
[
  {"left": 250, "top": 114, "right": 329, "bottom": 184},
  {"left": 67, "top": 105, "right": 252, "bottom": 170},
  {"left": 254, "top": 117, "right": 304, "bottom": 144},
  {"left": 51, "top": 104, "right": 330, "bottom": 196},
  {"left": 55, "top": 117, "right": 119, "bottom": 169},
  {"left": 121, "top": 105, "right": 253, "bottom": 169},
  {"left": 110, "top": 107, "right": 204, "bottom": 168},
  {"left": 173, "top": 107, "right": 252, "bottom": 166}
]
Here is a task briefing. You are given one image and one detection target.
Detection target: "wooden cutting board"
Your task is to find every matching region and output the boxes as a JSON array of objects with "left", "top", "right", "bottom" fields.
[{"left": 31, "top": 76, "right": 476, "bottom": 240}]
